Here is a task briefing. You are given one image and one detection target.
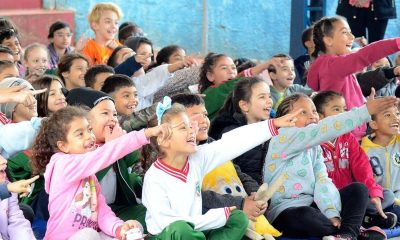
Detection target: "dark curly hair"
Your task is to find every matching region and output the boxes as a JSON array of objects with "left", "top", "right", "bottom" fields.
[
  {"left": 199, "top": 52, "right": 228, "bottom": 93},
  {"left": 31, "top": 106, "right": 88, "bottom": 175}
]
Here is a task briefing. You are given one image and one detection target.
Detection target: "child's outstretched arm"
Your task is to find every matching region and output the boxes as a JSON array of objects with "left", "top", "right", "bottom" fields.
[
  {"left": 269, "top": 90, "right": 398, "bottom": 159},
  {"left": 318, "top": 38, "right": 400, "bottom": 78},
  {"left": 57, "top": 123, "right": 169, "bottom": 183},
  {"left": 196, "top": 110, "right": 300, "bottom": 176},
  {"left": 114, "top": 55, "right": 143, "bottom": 76},
  {"left": 0, "top": 117, "right": 42, "bottom": 158}
]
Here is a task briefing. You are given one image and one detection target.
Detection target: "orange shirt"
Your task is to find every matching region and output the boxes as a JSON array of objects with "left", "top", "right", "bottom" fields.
[{"left": 82, "top": 39, "right": 121, "bottom": 65}]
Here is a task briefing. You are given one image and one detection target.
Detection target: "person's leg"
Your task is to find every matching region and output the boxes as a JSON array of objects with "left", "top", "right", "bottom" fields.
[
  {"left": 338, "top": 182, "right": 369, "bottom": 237},
  {"left": 346, "top": 7, "right": 368, "bottom": 39},
  {"left": 68, "top": 228, "right": 102, "bottom": 240},
  {"left": 150, "top": 221, "right": 206, "bottom": 240},
  {"left": 273, "top": 206, "right": 337, "bottom": 238},
  {"left": 365, "top": 189, "right": 397, "bottom": 228},
  {"left": 205, "top": 210, "right": 248, "bottom": 240},
  {"left": 366, "top": 9, "right": 389, "bottom": 43}
]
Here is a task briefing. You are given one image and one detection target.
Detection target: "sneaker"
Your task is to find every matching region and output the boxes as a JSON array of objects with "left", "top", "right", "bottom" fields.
[
  {"left": 358, "top": 226, "right": 387, "bottom": 240},
  {"left": 364, "top": 212, "right": 397, "bottom": 229},
  {"left": 323, "top": 234, "right": 356, "bottom": 240}
]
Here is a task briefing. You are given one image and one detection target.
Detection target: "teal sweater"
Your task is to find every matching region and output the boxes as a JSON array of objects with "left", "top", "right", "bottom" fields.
[{"left": 264, "top": 105, "right": 371, "bottom": 222}]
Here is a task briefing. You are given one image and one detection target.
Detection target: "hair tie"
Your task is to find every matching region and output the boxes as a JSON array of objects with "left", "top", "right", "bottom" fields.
[{"left": 156, "top": 96, "right": 172, "bottom": 125}]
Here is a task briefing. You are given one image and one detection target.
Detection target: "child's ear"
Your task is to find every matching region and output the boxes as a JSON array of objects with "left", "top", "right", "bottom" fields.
[
  {"left": 206, "top": 71, "right": 214, "bottom": 83},
  {"left": 369, "top": 120, "right": 378, "bottom": 130},
  {"left": 61, "top": 71, "right": 69, "bottom": 80},
  {"left": 157, "top": 135, "right": 171, "bottom": 149},
  {"left": 90, "top": 22, "right": 99, "bottom": 31},
  {"left": 269, "top": 71, "right": 277, "bottom": 81},
  {"left": 323, "top": 35, "right": 333, "bottom": 48},
  {"left": 304, "top": 40, "right": 313, "bottom": 50},
  {"left": 238, "top": 100, "right": 249, "bottom": 113},
  {"left": 56, "top": 140, "right": 69, "bottom": 153}
]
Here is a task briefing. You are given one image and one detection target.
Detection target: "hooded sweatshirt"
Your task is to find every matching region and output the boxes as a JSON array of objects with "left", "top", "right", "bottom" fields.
[
  {"left": 307, "top": 38, "right": 400, "bottom": 139},
  {"left": 44, "top": 129, "right": 149, "bottom": 240},
  {"left": 361, "top": 135, "right": 400, "bottom": 198}
]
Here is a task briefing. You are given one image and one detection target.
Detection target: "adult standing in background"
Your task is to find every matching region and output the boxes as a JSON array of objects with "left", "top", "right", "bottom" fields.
[{"left": 337, "top": 0, "right": 396, "bottom": 43}]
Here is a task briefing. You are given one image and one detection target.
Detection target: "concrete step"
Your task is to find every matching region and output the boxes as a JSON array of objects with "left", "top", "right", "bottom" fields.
[{"left": 0, "top": 8, "right": 75, "bottom": 46}]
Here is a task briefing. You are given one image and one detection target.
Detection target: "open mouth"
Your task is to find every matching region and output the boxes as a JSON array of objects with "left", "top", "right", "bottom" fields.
[
  {"left": 390, "top": 123, "right": 399, "bottom": 130},
  {"left": 84, "top": 141, "right": 96, "bottom": 151},
  {"left": 264, "top": 107, "right": 272, "bottom": 114},
  {"left": 186, "top": 136, "right": 196, "bottom": 146}
]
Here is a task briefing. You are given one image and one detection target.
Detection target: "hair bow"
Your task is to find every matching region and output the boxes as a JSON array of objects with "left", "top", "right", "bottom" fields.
[{"left": 156, "top": 96, "right": 172, "bottom": 125}]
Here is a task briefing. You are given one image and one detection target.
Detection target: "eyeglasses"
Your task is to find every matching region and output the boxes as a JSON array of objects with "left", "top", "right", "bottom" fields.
[{"left": 54, "top": 33, "right": 73, "bottom": 38}]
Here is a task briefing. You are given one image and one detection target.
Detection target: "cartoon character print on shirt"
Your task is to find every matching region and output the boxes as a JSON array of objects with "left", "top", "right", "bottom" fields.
[
  {"left": 70, "top": 177, "right": 98, "bottom": 230},
  {"left": 393, "top": 152, "right": 400, "bottom": 167},
  {"left": 322, "top": 141, "right": 350, "bottom": 172}
]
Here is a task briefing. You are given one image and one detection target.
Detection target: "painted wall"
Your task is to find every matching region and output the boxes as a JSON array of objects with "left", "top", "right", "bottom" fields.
[{"left": 45, "top": 0, "right": 400, "bottom": 60}]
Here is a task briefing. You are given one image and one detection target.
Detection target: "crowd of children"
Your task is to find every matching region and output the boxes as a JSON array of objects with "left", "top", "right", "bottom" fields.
[{"left": 2, "top": 2, "right": 400, "bottom": 240}]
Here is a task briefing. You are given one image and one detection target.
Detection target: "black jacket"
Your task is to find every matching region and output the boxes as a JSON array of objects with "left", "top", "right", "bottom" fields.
[
  {"left": 337, "top": 0, "right": 396, "bottom": 20},
  {"left": 210, "top": 112, "right": 270, "bottom": 185}
]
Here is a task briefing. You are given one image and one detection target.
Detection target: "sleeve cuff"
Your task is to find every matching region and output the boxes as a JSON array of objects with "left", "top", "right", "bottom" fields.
[
  {"left": 224, "top": 207, "right": 231, "bottom": 219},
  {"left": 268, "top": 119, "right": 279, "bottom": 136},
  {"left": 325, "top": 209, "right": 341, "bottom": 220}
]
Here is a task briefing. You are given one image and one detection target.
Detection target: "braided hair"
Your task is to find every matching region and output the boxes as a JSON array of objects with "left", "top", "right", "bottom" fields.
[{"left": 311, "top": 16, "right": 344, "bottom": 58}]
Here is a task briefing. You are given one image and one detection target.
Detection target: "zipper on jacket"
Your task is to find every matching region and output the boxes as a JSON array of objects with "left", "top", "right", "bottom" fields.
[{"left": 117, "top": 161, "right": 141, "bottom": 203}]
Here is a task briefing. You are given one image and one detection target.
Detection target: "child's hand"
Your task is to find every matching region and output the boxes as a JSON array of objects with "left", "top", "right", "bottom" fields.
[
  {"left": 243, "top": 193, "right": 266, "bottom": 221},
  {"left": 330, "top": 217, "right": 341, "bottom": 228},
  {"left": 117, "top": 220, "right": 144, "bottom": 240},
  {"left": 370, "top": 197, "right": 387, "bottom": 219},
  {"left": 7, "top": 175, "right": 39, "bottom": 197},
  {"left": 394, "top": 66, "right": 400, "bottom": 76},
  {"left": 135, "top": 53, "right": 152, "bottom": 67},
  {"left": 273, "top": 109, "right": 302, "bottom": 128},
  {"left": 75, "top": 35, "right": 89, "bottom": 52},
  {"left": 104, "top": 123, "right": 126, "bottom": 142},
  {"left": 106, "top": 39, "right": 119, "bottom": 50},
  {"left": 144, "top": 123, "right": 172, "bottom": 141},
  {"left": 366, "top": 88, "right": 398, "bottom": 115}
]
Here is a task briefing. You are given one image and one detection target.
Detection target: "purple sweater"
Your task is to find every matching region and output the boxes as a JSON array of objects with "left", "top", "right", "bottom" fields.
[
  {"left": 0, "top": 192, "right": 35, "bottom": 239},
  {"left": 307, "top": 38, "right": 400, "bottom": 139}
]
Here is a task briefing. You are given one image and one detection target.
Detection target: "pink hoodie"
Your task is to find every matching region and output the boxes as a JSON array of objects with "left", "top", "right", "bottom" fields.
[
  {"left": 307, "top": 38, "right": 400, "bottom": 140},
  {"left": 44, "top": 129, "right": 149, "bottom": 240}
]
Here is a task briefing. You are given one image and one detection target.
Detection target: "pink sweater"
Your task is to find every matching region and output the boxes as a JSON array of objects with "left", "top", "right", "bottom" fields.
[
  {"left": 307, "top": 38, "right": 400, "bottom": 140},
  {"left": 44, "top": 130, "right": 149, "bottom": 240}
]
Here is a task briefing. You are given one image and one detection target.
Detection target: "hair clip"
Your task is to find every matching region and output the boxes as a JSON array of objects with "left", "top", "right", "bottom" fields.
[{"left": 156, "top": 96, "right": 172, "bottom": 125}]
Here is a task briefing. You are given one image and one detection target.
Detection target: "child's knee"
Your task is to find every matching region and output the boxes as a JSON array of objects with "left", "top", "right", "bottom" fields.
[
  {"left": 167, "top": 221, "right": 201, "bottom": 238},
  {"left": 228, "top": 210, "right": 249, "bottom": 230}
]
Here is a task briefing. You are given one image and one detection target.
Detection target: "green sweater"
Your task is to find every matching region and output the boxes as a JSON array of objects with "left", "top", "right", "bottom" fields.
[{"left": 203, "top": 77, "right": 241, "bottom": 121}]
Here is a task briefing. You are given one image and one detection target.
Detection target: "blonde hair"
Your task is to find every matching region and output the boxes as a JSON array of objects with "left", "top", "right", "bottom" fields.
[
  {"left": 88, "top": 2, "right": 122, "bottom": 25},
  {"left": 23, "top": 43, "right": 48, "bottom": 61}
]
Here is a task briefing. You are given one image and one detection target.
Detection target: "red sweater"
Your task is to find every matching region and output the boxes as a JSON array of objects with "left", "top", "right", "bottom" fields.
[
  {"left": 320, "top": 133, "right": 383, "bottom": 199},
  {"left": 308, "top": 38, "right": 400, "bottom": 140}
]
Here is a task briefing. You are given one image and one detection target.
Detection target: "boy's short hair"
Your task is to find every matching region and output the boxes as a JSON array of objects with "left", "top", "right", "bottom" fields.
[
  {"left": 268, "top": 53, "right": 293, "bottom": 74},
  {"left": 101, "top": 74, "right": 135, "bottom": 95},
  {"left": 84, "top": 64, "right": 115, "bottom": 88},
  {"left": 0, "top": 60, "right": 15, "bottom": 72},
  {"left": 171, "top": 93, "right": 205, "bottom": 108},
  {"left": 88, "top": 2, "right": 122, "bottom": 25},
  {"left": 301, "top": 27, "right": 313, "bottom": 49}
]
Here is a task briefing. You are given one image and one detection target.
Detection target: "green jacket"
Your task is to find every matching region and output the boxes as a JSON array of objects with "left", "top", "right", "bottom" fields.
[
  {"left": 204, "top": 77, "right": 242, "bottom": 121},
  {"left": 7, "top": 151, "right": 43, "bottom": 205},
  {"left": 96, "top": 151, "right": 143, "bottom": 211}
]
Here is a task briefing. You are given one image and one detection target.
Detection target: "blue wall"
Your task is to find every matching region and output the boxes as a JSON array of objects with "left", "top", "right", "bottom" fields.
[{"left": 45, "top": 0, "right": 399, "bottom": 60}]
